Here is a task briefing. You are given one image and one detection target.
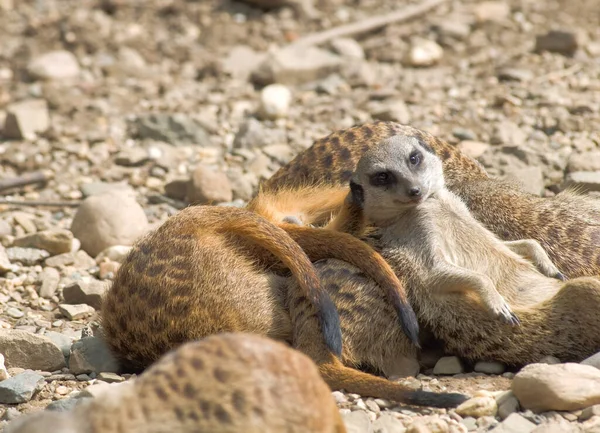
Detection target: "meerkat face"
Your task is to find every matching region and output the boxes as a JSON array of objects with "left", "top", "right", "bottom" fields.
[{"left": 350, "top": 135, "right": 445, "bottom": 223}]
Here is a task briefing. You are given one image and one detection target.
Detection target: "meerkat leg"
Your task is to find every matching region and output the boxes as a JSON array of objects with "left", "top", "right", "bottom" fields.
[
  {"left": 429, "top": 264, "right": 520, "bottom": 325},
  {"left": 503, "top": 240, "right": 566, "bottom": 280}
]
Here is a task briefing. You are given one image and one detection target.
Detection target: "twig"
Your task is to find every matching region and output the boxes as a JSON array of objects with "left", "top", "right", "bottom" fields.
[
  {"left": 289, "top": 0, "right": 449, "bottom": 48},
  {"left": 0, "top": 171, "right": 52, "bottom": 193},
  {"left": 532, "top": 64, "right": 583, "bottom": 84},
  {"left": 0, "top": 199, "right": 80, "bottom": 207}
]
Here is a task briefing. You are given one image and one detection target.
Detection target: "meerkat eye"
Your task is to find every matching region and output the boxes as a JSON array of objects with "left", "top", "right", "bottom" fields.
[
  {"left": 370, "top": 171, "right": 394, "bottom": 186},
  {"left": 409, "top": 151, "right": 422, "bottom": 166}
]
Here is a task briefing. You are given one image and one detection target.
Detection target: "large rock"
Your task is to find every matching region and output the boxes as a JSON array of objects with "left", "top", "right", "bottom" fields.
[
  {"left": 3, "top": 99, "right": 50, "bottom": 139},
  {"left": 62, "top": 279, "right": 109, "bottom": 310},
  {"left": 512, "top": 363, "right": 600, "bottom": 412},
  {"left": 251, "top": 45, "right": 342, "bottom": 86},
  {"left": 27, "top": 50, "right": 80, "bottom": 80},
  {"left": 0, "top": 329, "right": 65, "bottom": 371},
  {"left": 13, "top": 229, "right": 73, "bottom": 255},
  {"left": 0, "top": 371, "right": 45, "bottom": 404},
  {"left": 70, "top": 190, "right": 149, "bottom": 257},
  {"left": 68, "top": 336, "right": 120, "bottom": 375}
]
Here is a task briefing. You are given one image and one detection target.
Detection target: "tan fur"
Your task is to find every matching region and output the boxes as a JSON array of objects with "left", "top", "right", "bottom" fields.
[
  {"left": 262, "top": 121, "right": 600, "bottom": 278},
  {"left": 101, "top": 205, "right": 468, "bottom": 408},
  {"left": 4, "top": 333, "right": 346, "bottom": 433},
  {"left": 299, "top": 136, "right": 600, "bottom": 368}
]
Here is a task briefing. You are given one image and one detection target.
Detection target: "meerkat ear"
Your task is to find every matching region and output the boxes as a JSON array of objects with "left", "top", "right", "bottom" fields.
[{"left": 349, "top": 180, "right": 364, "bottom": 206}]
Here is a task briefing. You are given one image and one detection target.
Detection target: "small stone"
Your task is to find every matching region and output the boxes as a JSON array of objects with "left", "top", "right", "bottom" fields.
[
  {"left": 365, "top": 399, "right": 380, "bottom": 414},
  {"left": 0, "top": 371, "right": 45, "bottom": 404},
  {"left": 186, "top": 165, "right": 233, "bottom": 205},
  {"left": 496, "top": 391, "right": 520, "bottom": 419},
  {"left": 43, "top": 331, "right": 74, "bottom": 358},
  {"left": 564, "top": 171, "right": 600, "bottom": 193},
  {"left": 407, "top": 416, "right": 449, "bottom": 433},
  {"left": 567, "top": 151, "right": 600, "bottom": 173},
  {"left": 134, "top": 113, "right": 211, "bottom": 147},
  {"left": 251, "top": 45, "right": 342, "bottom": 86},
  {"left": 6, "top": 307, "right": 24, "bottom": 319},
  {"left": 457, "top": 141, "right": 490, "bottom": 159},
  {"left": 77, "top": 381, "right": 112, "bottom": 398},
  {"left": 222, "top": 45, "right": 266, "bottom": 81},
  {"left": 406, "top": 38, "right": 444, "bottom": 67},
  {"left": 503, "top": 166, "right": 545, "bottom": 195},
  {"left": 262, "top": 144, "right": 296, "bottom": 165},
  {"left": 490, "top": 413, "right": 536, "bottom": 433},
  {"left": 373, "top": 412, "right": 405, "bottom": 432},
  {"left": 473, "top": 1, "right": 510, "bottom": 23},
  {"left": 535, "top": 30, "right": 579, "bottom": 56},
  {"left": 342, "top": 410, "right": 373, "bottom": 433},
  {"left": 0, "top": 244, "right": 12, "bottom": 273},
  {"left": 0, "top": 353, "right": 9, "bottom": 381},
  {"left": 95, "top": 245, "right": 132, "bottom": 264},
  {"left": 80, "top": 182, "right": 134, "bottom": 198},
  {"left": 0, "top": 330, "right": 65, "bottom": 371},
  {"left": 233, "top": 118, "right": 286, "bottom": 149},
  {"left": 581, "top": 405, "right": 600, "bottom": 421},
  {"left": 46, "top": 396, "right": 85, "bottom": 412},
  {"left": 491, "top": 121, "right": 526, "bottom": 146},
  {"left": 13, "top": 229, "right": 73, "bottom": 256},
  {"left": 1, "top": 407, "right": 21, "bottom": 421},
  {"left": 38, "top": 267, "right": 60, "bottom": 298},
  {"left": 27, "top": 50, "right": 80, "bottom": 80},
  {"left": 332, "top": 391, "right": 348, "bottom": 404},
  {"left": 55, "top": 385, "right": 69, "bottom": 395},
  {"left": 370, "top": 101, "right": 411, "bottom": 124},
  {"left": 97, "top": 372, "right": 124, "bottom": 383},
  {"left": 497, "top": 68, "right": 534, "bottom": 82},
  {"left": 6, "top": 247, "right": 49, "bottom": 266},
  {"left": 461, "top": 417, "right": 478, "bottom": 431},
  {"left": 164, "top": 179, "right": 189, "bottom": 201},
  {"left": 258, "top": 84, "right": 292, "bottom": 119},
  {"left": 98, "top": 260, "right": 120, "bottom": 279},
  {"left": 512, "top": 363, "right": 600, "bottom": 412},
  {"left": 63, "top": 279, "right": 109, "bottom": 310},
  {"left": 433, "top": 356, "right": 464, "bottom": 375},
  {"left": 581, "top": 352, "right": 600, "bottom": 370},
  {"left": 456, "top": 396, "right": 498, "bottom": 418},
  {"left": 538, "top": 356, "right": 561, "bottom": 365},
  {"left": 68, "top": 336, "right": 120, "bottom": 375},
  {"left": 114, "top": 147, "right": 149, "bottom": 167},
  {"left": 474, "top": 361, "right": 506, "bottom": 375},
  {"left": 76, "top": 374, "right": 92, "bottom": 381},
  {"left": 3, "top": 99, "right": 50, "bottom": 139},
  {"left": 58, "top": 304, "right": 95, "bottom": 320},
  {"left": 330, "top": 38, "right": 365, "bottom": 59},
  {"left": 70, "top": 190, "right": 149, "bottom": 257}
]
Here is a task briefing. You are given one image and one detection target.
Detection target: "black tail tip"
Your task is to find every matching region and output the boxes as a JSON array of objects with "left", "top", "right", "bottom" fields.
[
  {"left": 317, "top": 293, "right": 343, "bottom": 358},
  {"left": 407, "top": 390, "right": 470, "bottom": 408},
  {"left": 397, "top": 302, "right": 420, "bottom": 348}
]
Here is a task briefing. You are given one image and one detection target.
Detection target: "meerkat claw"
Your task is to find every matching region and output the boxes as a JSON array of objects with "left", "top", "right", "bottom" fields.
[{"left": 554, "top": 272, "right": 567, "bottom": 281}]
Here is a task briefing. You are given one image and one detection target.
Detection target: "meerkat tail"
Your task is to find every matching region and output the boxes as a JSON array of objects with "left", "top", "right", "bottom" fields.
[
  {"left": 216, "top": 211, "right": 343, "bottom": 357},
  {"left": 281, "top": 224, "right": 420, "bottom": 347},
  {"left": 318, "top": 358, "right": 468, "bottom": 408}
]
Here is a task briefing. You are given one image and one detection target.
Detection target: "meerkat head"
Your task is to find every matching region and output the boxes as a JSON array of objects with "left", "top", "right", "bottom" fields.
[{"left": 350, "top": 135, "right": 445, "bottom": 224}]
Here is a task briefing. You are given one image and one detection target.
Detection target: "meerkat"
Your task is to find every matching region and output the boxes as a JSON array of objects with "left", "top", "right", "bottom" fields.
[
  {"left": 101, "top": 205, "right": 468, "bottom": 408},
  {"left": 4, "top": 333, "right": 347, "bottom": 433},
  {"left": 300, "top": 135, "right": 600, "bottom": 368},
  {"left": 261, "top": 121, "right": 600, "bottom": 278}
]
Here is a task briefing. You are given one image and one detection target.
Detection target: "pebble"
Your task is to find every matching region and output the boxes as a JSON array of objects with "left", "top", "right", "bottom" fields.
[
  {"left": 564, "top": 171, "right": 600, "bottom": 193},
  {"left": 80, "top": 181, "right": 134, "bottom": 198},
  {"left": 332, "top": 391, "right": 348, "bottom": 404},
  {"left": 233, "top": 118, "right": 286, "bottom": 149},
  {"left": 43, "top": 331, "right": 75, "bottom": 358},
  {"left": 68, "top": 336, "right": 120, "bottom": 375},
  {"left": 474, "top": 361, "right": 506, "bottom": 375},
  {"left": 457, "top": 141, "right": 490, "bottom": 159},
  {"left": 45, "top": 396, "right": 85, "bottom": 412},
  {"left": 58, "top": 304, "right": 95, "bottom": 320},
  {"left": 503, "top": 166, "right": 545, "bottom": 195},
  {"left": 370, "top": 101, "right": 411, "bottom": 124},
  {"left": 0, "top": 353, "right": 9, "bottom": 381},
  {"left": 535, "top": 30, "right": 579, "bottom": 56},
  {"left": 134, "top": 113, "right": 212, "bottom": 147},
  {"left": 5, "top": 307, "right": 24, "bottom": 319},
  {"left": 62, "top": 279, "right": 109, "bottom": 310},
  {"left": 0, "top": 329, "right": 65, "bottom": 371},
  {"left": 473, "top": 1, "right": 510, "bottom": 23},
  {"left": 406, "top": 38, "right": 444, "bottom": 67},
  {"left": 27, "top": 50, "right": 80, "bottom": 80},
  {"left": 496, "top": 391, "right": 520, "bottom": 419},
  {"left": 538, "top": 356, "right": 561, "bottom": 365},
  {"left": 222, "top": 45, "right": 266, "bottom": 81},
  {"left": 330, "top": 38, "right": 365, "bottom": 60},
  {"left": 2, "top": 99, "right": 50, "bottom": 140},
  {"left": 5, "top": 247, "right": 49, "bottom": 266},
  {"left": 70, "top": 190, "right": 149, "bottom": 257},
  {"left": 0, "top": 371, "right": 45, "bottom": 404},
  {"left": 186, "top": 164, "right": 233, "bottom": 204},
  {"left": 490, "top": 413, "right": 536, "bottom": 433},
  {"left": 567, "top": 151, "right": 600, "bottom": 173},
  {"left": 0, "top": 244, "right": 12, "bottom": 273},
  {"left": 94, "top": 245, "right": 132, "bottom": 264},
  {"left": 580, "top": 405, "right": 600, "bottom": 421},
  {"left": 461, "top": 416, "right": 478, "bottom": 431},
  {"left": 258, "top": 84, "right": 292, "bottom": 119},
  {"left": 97, "top": 372, "right": 124, "bottom": 383},
  {"left": 512, "top": 363, "right": 600, "bottom": 412},
  {"left": 13, "top": 229, "right": 73, "bottom": 256},
  {"left": 372, "top": 413, "right": 405, "bottom": 432},
  {"left": 433, "top": 356, "right": 464, "bottom": 375},
  {"left": 38, "top": 267, "right": 61, "bottom": 298},
  {"left": 456, "top": 396, "right": 498, "bottom": 418},
  {"left": 342, "top": 410, "right": 373, "bottom": 433},
  {"left": 251, "top": 45, "right": 342, "bottom": 86}
]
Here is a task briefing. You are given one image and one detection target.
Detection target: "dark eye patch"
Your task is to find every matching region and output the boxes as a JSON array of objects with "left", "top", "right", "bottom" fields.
[
  {"left": 409, "top": 150, "right": 422, "bottom": 166},
  {"left": 369, "top": 171, "right": 395, "bottom": 187}
]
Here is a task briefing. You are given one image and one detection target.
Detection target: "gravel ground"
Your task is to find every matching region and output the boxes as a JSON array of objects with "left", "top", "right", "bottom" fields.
[{"left": 1, "top": 0, "right": 599, "bottom": 431}]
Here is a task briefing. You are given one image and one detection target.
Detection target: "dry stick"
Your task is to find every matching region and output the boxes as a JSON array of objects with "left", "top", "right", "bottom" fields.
[
  {"left": 0, "top": 199, "right": 80, "bottom": 207},
  {"left": 288, "top": 0, "right": 449, "bottom": 48},
  {"left": 0, "top": 171, "right": 51, "bottom": 193}
]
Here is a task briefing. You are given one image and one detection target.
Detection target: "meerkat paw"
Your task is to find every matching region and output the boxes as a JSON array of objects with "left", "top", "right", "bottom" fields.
[{"left": 490, "top": 296, "right": 520, "bottom": 326}]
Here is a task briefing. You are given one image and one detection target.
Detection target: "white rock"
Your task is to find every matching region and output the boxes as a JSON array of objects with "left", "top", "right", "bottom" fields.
[
  {"left": 0, "top": 353, "right": 9, "bottom": 381},
  {"left": 3, "top": 99, "right": 49, "bottom": 139},
  {"left": 58, "top": 304, "right": 95, "bottom": 320},
  {"left": 373, "top": 413, "right": 406, "bottom": 432},
  {"left": 406, "top": 38, "right": 444, "bottom": 67},
  {"left": 473, "top": 1, "right": 510, "bottom": 23},
  {"left": 456, "top": 396, "right": 498, "bottom": 418},
  {"left": 330, "top": 38, "right": 365, "bottom": 59},
  {"left": 27, "top": 50, "right": 80, "bottom": 80},
  {"left": 259, "top": 84, "right": 292, "bottom": 119},
  {"left": 95, "top": 245, "right": 133, "bottom": 264},
  {"left": 512, "top": 363, "right": 600, "bottom": 412},
  {"left": 433, "top": 356, "right": 464, "bottom": 375},
  {"left": 474, "top": 361, "right": 506, "bottom": 375},
  {"left": 342, "top": 410, "right": 373, "bottom": 433}
]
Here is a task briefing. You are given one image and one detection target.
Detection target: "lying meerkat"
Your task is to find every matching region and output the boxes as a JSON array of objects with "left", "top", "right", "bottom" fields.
[
  {"left": 101, "top": 205, "right": 467, "bottom": 407},
  {"left": 261, "top": 121, "right": 600, "bottom": 278},
  {"left": 301, "top": 135, "right": 600, "bottom": 367},
  {"left": 4, "top": 333, "right": 346, "bottom": 433}
]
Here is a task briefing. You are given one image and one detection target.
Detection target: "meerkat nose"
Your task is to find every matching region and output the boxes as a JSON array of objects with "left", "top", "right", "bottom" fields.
[{"left": 408, "top": 186, "right": 422, "bottom": 197}]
